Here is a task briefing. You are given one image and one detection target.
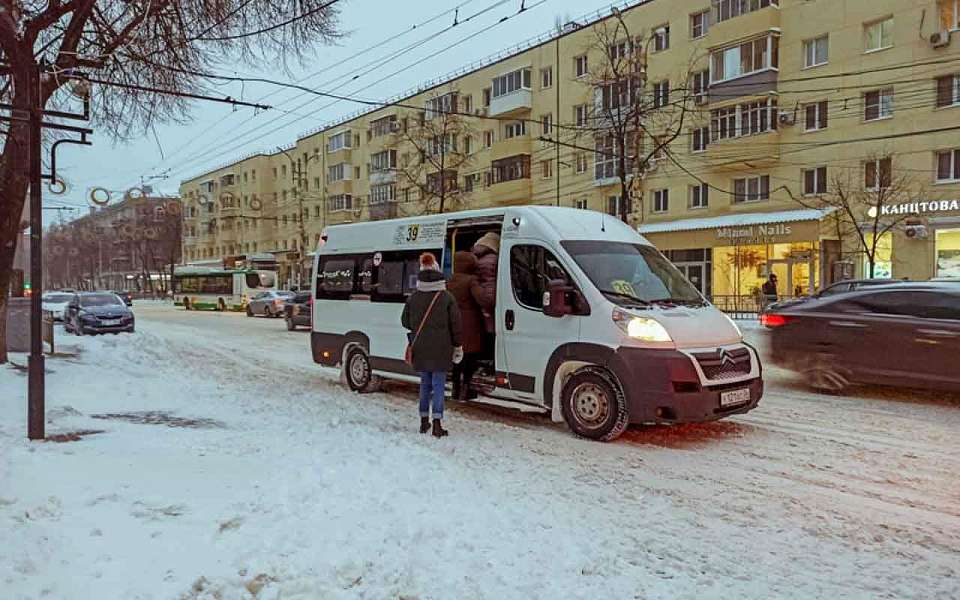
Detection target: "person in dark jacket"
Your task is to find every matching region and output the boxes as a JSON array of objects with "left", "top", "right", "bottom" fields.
[
  {"left": 472, "top": 232, "right": 500, "bottom": 357},
  {"left": 401, "top": 253, "right": 463, "bottom": 437},
  {"left": 447, "top": 251, "right": 486, "bottom": 401},
  {"left": 761, "top": 273, "right": 779, "bottom": 308}
]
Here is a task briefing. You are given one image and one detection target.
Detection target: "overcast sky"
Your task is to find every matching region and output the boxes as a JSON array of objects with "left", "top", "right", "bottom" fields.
[{"left": 43, "top": 0, "right": 623, "bottom": 220}]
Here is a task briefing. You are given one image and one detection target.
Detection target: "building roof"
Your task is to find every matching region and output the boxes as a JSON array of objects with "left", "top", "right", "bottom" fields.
[{"left": 637, "top": 208, "right": 833, "bottom": 235}]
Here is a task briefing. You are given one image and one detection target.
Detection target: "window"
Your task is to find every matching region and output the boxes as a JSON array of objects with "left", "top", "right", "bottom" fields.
[
  {"left": 733, "top": 175, "right": 770, "bottom": 203},
  {"left": 606, "top": 195, "right": 633, "bottom": 219},
  {"left": 327, "top": 131, "right": 352, "bottom": 152},
  {"left": 510, "top": 245, "right": 574, "bottom": 310},
  {"left": 314, "top": 205, "right": 321, "bottom": 217},
  {"left": 371, "top": 115, "right": 397, "bottom": 137},
  {"left": 864, "top": 157, "right": 892, "bottom": 190},
  {"left": 652, "top": 189, "right": 669, "bottom": 213},
  {"left": 330, "top": 194, "right": 353, "bottom": 212},
  {"left": 370, "top": 184, "right": 396, "bottom": 205},
  {"left": 463, "top": 95, "right": 473, "bottom": 113},
  {"left": 942, "top": 0, "right": 960, "bottom": 30},
  {"left": 484, "top": 130, "right": 494, "bottom": 148},
  {"left": 936, "top": 228, "right": 960, "bottom": 278},
  {"left": 428, "top": 133, "right": 458, "bottom": 157},
  {"left": 462, "top": 173, "right": 480, "bottom": 192},
  {"left": 317, "top": 257, "right": 355, "bottom": 298},
  {"left": 483, "top": 88, "right": 491, "bottom": 107},
  {"left": 370, "top": 149, "right": 397, "bottom": 172},
  {"left": 575, "top": 104, "right": 589, "bottom": 127},
  {"left": 689, "top": 183, "right": 709, "bottom": 208},
  {"left": 864, "top": 88, "right": 894, "bottom": 121},
  {"left": 575, "top": 198, "right": 589, "bottom": 210},
  {"left": 491, "top": 155, "right": 531, "bottom": 184},
  {"left": 541, "top": 160, "right": 553, "bottom": 179},
  {"left": 865, "top": 17, "right": 893, "bottom": 52},
  {"left": 803, "top": 166, "right": 828, "bottom": 196},
  {"left": 541, "top": 66, "right": 553, "bottom": 88},
  {"left": 540, "top": 113, "right": 553, "bottom": 136},
  {"left": 504, "top": 121, "right": 526, "bottom": 139},
  {"left": 492, "top": 68, "right": 532, "bottom": 98},
  {"left": 936, "top": 74, "right": 960, "bottom": 108},
  {"left": 691, "top": 70, "right": 709, "bottom": 104},
  {"left": 712, "top": 0, "right": 778, "bottom": 24},
  {"left": 327, "top": 163, "right": 349, "bottom": 183},
  {"left": 710, "top": 35, "right": 779, "bottom": 83},
  {"left": 652, "top": 25, "right": 670, "bottom": 52},
  {"left": 804, "top": 100, "right": 828, "bottom": 131},
  {"left": 607, "top": 40, "right": 630, "bottom": 61},
  {"left": 595, "top": 134, "right": 617, "bottom": 181},
  {"left": 576, "top": 153, "right": 589, "bottom": 174},
  {"left": 936, "top": 149, "right": 960, "bottom": 182},
  {"left": 652, "top": 81, "right": 670, "bottom": 108},
  {"left": 691, "top": 10, "right": 710, "bottom": 38},
  {"left": 425, "top": 93, "right": 458, "bottom": 119},
  {"left": 692, "top": 126, "right": 710, "bottom": 152},
  {"left": 463, "top": 135, "right": 473, "bottom": 155},
  {"left": 574, "top": 55, "right": 588, "bottom": 78},
  {"left": 803, "top": 35, "right": 829, "bottom": 68},
  {"left": 598, "top": 79, "right": 641, "bottom": 111},
  {"left": 710, "top": 98, "right": 777, "bottom": 140}
]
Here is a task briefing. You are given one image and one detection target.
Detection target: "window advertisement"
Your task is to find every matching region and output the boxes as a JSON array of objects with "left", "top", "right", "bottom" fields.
[
  {"left": 936, "top": 228, "right": 960, "bottom": 278},
  {"left": 865, "top": 232, "right": 893, "bottom": 279}
]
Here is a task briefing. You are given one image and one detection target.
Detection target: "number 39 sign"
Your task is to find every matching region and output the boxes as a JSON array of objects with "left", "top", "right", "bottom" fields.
[{"left": 393, "top": 221, "right": 445, "bottom": 246}]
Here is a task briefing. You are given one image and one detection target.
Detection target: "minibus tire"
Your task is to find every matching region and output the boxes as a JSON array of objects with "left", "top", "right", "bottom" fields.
[
  {"left": 560, "top": 368, "right": 629, "bottom": 442},
  {"left": 345, "top": 346, "right": 378, "bottom": 393},
  {"left": 246, "top": 305, "right": 254, "bottom": 317}
]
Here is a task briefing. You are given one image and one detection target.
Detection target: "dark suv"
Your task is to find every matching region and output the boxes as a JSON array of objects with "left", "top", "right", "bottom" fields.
[{"left": 284, "top": 292, "right": 312, "bottom": 331}]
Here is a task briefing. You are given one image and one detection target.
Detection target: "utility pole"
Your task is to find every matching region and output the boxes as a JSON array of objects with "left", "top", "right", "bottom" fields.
[
  {"left": 277, "top": 147, "right": 308, "bottom": 289},
  {"left": 27, "top": 65, "right": 44, "bottom": 440}
]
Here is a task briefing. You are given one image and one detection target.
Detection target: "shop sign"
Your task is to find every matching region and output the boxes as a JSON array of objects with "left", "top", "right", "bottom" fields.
[
  {"left": 868, "top": 199, "right": 960, "bottom": 218},
  {"left": 716, "top": 223, "right": 793, "bottom": 243}
]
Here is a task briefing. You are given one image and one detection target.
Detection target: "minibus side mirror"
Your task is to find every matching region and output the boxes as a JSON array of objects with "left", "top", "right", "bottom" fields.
[{"left": 543, "top": 279, "right": 573, "bottom": 318}]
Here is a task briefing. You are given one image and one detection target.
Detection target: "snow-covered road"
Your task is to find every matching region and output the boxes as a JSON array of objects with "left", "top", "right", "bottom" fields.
[{"left": 2, "top": 302, "right": 958, "bottom": 599}]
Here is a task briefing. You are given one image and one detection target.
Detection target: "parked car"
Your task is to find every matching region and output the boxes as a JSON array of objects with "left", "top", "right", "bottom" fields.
[
  {"left": 65, "top": 292, "right": 135, "bottom": 335},
  {"left": 763, "top": 278, "right": 902, "bottom": 313},
  {"left": 764, "top": 282, "right": 960, "bottom": 393},
  {"left": 111, "top": 290, "right": 133, "bottom": 306},
  {"left": 246, "top": 290, "right": 295, "bottom": 317},
  {"left": 41, "top": 292, "right": 74, "bottom": 321},
  {"left": 284, "top": 292, "right": 312, "bottom": 330}
]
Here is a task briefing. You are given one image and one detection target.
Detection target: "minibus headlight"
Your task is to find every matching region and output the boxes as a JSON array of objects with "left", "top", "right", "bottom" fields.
[{"left": 612, "top": 309, "right": 672, "bottom": 342}]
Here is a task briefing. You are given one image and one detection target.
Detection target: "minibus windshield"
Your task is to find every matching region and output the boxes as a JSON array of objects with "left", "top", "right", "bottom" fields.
[{"left": 561, "top": 241, "right": 705, "bottom": 307}]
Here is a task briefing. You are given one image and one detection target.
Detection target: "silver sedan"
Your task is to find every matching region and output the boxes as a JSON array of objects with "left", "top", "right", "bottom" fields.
[{"left": 246, "top": 291, "right": 295, "bottom": 317}]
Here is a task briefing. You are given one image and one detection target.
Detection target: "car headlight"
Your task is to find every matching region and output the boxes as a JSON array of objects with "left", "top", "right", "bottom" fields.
[{"left": 612, "top": 308, "right": 672, "bottom": 342}]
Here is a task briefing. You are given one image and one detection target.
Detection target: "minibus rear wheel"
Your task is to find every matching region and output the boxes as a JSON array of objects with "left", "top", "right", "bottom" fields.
[
  {"left": 560, "top": 368, "right": 629, "bottom": 442},
  {"left": 345, "top": 346, "right": 380, "bottom": 393}
]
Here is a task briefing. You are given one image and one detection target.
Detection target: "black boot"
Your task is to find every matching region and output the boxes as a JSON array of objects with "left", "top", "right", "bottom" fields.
[
  {"left": 432, "top": 419, "right": 449, "bottom": 438},
  {"left": 419, "top": 416, "right": 430, "bottom": 434}
]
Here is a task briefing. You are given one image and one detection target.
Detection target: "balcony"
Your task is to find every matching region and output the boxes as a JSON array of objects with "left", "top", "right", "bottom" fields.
[
  {"left": 707, "top": 3, "right": 780, "bottom": 46},
  {"left": 489, "top": 89, "right": 532, "bottom": 118},
  {"left": 218, "top": 228, "right": 237, "bottom": 244},
  {"left": 488, "top": 177, "right": 532, "bottom": 206},
  {"left": 369, "top": 170, "right": 397, "bottom": 185},
  {"left": 705, "top": 131, "right": 781, "bottom": 169},
  {"left": 369, "top": 202, "right": 399, "bottom": 221},
  {"left": 491, "top": 135, "right": 532, "bottom": 161}
]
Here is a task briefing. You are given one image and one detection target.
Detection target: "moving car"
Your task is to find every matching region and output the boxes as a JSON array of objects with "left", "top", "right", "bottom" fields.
[
  {"left": 312, "top": 206, "right": 763, "bottom": 442},
  {"left": 41, "top": 292, "right": 74, "bottom": 321},
  {"left": 764, "top": 278, "right": 900, "bottom": 314},
  {"left": 284, "top": 292, "right": 312, "bottom": 331},
  {"left": 65, "top": 292, "right": 135, "bottom": 335},
  {"left": 246, "top": 290, "right": 295, "bottom": 317},
  {"left": 764, "top": 282, "right": 960, "bottom": 393},
  {"left": 111, "top": 290, "right": 134, "bottom": 306}
]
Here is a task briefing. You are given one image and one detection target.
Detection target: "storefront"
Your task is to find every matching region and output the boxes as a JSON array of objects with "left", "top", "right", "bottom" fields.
[
  {"left": 867, "top": 199, "right": 960, "bottom": 281},
  {"left": 639, "top": 208, "right": 835, "bottom": 311}
]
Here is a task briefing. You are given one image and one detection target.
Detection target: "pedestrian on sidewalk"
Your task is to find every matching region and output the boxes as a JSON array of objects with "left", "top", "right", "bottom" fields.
[
  {"left": 447, "top": 250, "right": 485, "bottom": 401},
  {"left": 401, "top": 252, "right": 463, "bottom": 437}
]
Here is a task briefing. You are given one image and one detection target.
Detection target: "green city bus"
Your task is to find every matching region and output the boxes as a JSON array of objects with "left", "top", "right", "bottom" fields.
[{"left": 173, "top": 266, "right": 277, "bottom": 311}]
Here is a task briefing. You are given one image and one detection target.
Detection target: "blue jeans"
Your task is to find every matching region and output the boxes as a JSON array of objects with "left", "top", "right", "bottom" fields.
[{"left": 419, "top": 371, "right": 446, "bottom": 419}]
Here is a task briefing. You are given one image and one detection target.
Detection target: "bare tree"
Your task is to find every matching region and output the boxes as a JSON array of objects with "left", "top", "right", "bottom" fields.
[
  {"left": 580, "top": 12, "right": 701, "bottom": 223},
  {"left": 391, "top": 89, "right": 476, "bottom": 215},
  {"left": 0, "top": 0, "right": 342, "bottom": 362},
  {"left": 791, "top": 161, "right": 928, "bottom": 279}
]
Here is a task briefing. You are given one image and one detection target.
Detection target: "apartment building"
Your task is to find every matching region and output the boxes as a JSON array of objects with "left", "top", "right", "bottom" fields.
[{"left": 180, "top": 0, "right": 960, "bottom": 297}]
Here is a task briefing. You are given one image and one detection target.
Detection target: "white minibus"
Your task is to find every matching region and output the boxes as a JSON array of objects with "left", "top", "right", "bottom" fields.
[{"left": 311, "top": 206, "right": 762, "bottom": 441}]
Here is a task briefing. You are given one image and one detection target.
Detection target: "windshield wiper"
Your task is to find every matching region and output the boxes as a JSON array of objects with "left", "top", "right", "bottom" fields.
[
  {"left": 650, "top": 297, "right": 707, "bottom": 307},
  {"left": 599, "top": 290, "right": 651, "bottom": 306}
]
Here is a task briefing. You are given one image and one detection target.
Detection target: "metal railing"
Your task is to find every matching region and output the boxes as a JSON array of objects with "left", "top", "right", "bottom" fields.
[{"left": 710, "top": 294, "right": 804, "bottom": 319}]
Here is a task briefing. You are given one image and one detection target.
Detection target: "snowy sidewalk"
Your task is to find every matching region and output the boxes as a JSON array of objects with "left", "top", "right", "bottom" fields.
[{"left": 1, "top": 307, "right": 959, "bottom": 599}]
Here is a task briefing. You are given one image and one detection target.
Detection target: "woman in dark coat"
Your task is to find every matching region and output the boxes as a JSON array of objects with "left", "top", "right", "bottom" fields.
[
  {"left": 401, "top": 252, "right": 463, "bottom": 437},
  {"left": 447, "top": 251, "right": 485, "bottom": 401}
]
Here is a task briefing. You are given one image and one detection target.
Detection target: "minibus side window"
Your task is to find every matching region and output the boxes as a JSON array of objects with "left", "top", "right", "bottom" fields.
[
  {"left": 358, "top": 257, "right": 375, "bottom": 294},
  {"left": 510, "top": 245, "right": 572, "bottom": 310},
  {"left": 317, "top": 257, "right": 355, "bottom": 300}
]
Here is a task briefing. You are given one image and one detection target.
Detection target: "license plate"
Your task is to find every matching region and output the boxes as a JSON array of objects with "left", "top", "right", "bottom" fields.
[
  {"left": 101, "top": 319, "right": 121, "bottom": 326},
  {"left": 720, "top": 388, "right": 750, "bottom": 407}
]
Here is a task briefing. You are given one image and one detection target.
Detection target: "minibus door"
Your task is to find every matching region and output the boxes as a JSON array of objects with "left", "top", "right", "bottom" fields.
[{"left": 497, "top": 241, "right": 582, "bottom": 404}]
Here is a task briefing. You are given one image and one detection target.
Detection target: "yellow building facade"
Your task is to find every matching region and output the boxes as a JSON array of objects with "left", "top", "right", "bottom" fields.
[{"left": 180, "top": 0, "right": 960, "bottom": 295}]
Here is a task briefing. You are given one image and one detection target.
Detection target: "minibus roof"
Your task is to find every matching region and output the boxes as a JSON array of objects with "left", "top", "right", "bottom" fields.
[{"left": 317, "top": 206, "right": 650, "bottom": 254}]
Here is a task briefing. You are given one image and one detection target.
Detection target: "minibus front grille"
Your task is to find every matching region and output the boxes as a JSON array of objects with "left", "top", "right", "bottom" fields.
[{"left": 691, "top": 347, "right": 752, "bottom": 381}]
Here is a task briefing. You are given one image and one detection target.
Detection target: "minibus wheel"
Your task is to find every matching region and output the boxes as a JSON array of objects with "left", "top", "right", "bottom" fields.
[
  {"left": 345, "top": 346, "right": 380, "bottom": 392},
  {"left": 561, "top": 368, "right": 629, "bottom": 442}
]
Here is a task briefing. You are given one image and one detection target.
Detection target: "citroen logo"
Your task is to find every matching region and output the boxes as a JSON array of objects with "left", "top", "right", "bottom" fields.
[{"left": 718, "top": 348, "right": 735, "bottom": 368}]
